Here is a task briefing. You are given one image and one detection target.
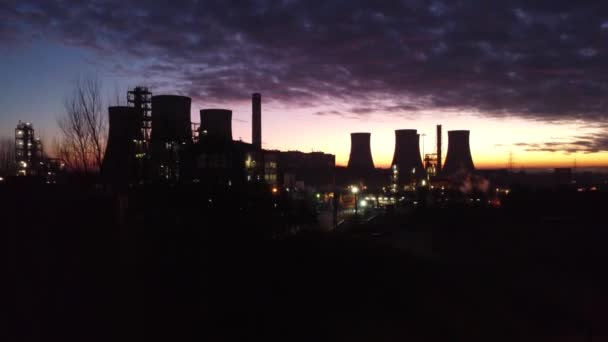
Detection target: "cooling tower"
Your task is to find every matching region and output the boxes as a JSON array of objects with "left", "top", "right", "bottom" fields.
[
  {"left": 442, "top": 130, "right": 475, "bottom": 175},
  {"left": 150, "top": 95, "right": 192, "bottom": 144},
  {"left": 200, "top": 109, "right": 233, "bottom": 141},
  {"left": 391, "top": 129, "right": 424, "bottom": 175},
  {"left": 252, "top": 93, "right": 261, "bottom": 149},
  {"left": 347, "top": 132, "right": 374, "bottom": 170},
  {"left": 102, "top": 106, "right": 141, "bottom": 185}
]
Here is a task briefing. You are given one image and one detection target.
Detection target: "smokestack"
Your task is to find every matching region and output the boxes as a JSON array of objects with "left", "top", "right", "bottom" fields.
[
  {"left": 200, "top": 109, "right": 233, "bottom": 141},
  {"left": 436, "top": 125, "right": 442, "bottom": 173},
  {"left": 102, "top": 106, "right": 141, "bottom": 185},
  {"left": 347, "top": 132, "right": 374, "bottom": 170},
  {"left": 442, "top": 130, "right": 475, "bottom": 175},
  {"left": 252, "top": 93, "right": 261, "bottom": 149},
  {"left": 391, "top": 129, "right": 424, "bottom": 175}
]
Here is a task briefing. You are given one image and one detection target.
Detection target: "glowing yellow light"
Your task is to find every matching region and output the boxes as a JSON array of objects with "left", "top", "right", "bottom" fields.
[
  {"left": 272, "top": 187, "right": 278, "bottom": 194},
  {"left": 351, "top": 186, "right": 359, "bottom": 194}
]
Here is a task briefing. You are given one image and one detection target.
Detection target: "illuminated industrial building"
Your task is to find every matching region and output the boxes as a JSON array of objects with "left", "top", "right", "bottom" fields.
[
  {"left": 12, "top": 121, "right": 65, "bottom": 182},
  {"left": 15, "top": 121, "right": 44, "bottom": 176},
  {"left": 127, "top": 86, "right": 152, "bottom": 144},
  {"left": 127, "top": 87, "right": 153, "bottom": 177}
]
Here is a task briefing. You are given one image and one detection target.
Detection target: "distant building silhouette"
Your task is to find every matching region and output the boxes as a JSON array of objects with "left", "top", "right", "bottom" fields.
[{"left": 275, "top": 150, "right": 335, "bottom": 189}]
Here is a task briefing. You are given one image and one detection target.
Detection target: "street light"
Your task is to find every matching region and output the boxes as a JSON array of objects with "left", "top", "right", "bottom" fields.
[{"left": 351, "top": 186, "right": 360, "bottom": 216}]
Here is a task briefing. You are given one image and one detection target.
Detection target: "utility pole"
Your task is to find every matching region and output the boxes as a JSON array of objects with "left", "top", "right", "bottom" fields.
[{"left": 508, "top": 151, "right": 515, "bottom": 172}]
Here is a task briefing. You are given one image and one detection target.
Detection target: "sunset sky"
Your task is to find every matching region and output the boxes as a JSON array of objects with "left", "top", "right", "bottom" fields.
[{"left": 1, "top": 1, "right": 607, "bottom": 169}]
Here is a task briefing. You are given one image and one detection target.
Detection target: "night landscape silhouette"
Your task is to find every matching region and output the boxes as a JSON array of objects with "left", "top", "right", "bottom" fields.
[{"left": 2, "top": 1, "right": 608, "bottom": 341}]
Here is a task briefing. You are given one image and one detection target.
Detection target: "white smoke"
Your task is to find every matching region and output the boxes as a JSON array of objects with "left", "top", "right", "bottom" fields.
[{"left": 457, "top": 173, "right": 490, "bottom": 194}]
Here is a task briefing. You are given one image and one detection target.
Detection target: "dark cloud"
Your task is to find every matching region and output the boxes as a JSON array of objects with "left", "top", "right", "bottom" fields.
[
  {"left": 3, "top": 0, "right": 608, "bottom": 127},
  {"left": 515, "top": 133, "right": 608, "bottom": 153}
]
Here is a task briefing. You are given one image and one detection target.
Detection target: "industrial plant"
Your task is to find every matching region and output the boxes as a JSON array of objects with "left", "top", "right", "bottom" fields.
[
  {"left": 100, "top": 90, "right": 336, "bottom": 194},
  {"left": 95, "top": 86, "right": 483, "bottom": 196},
  {"left": 6, "top": 86, "right": 485, "bottom": 209},
  {"left": 4, "top": 87, "right": 606, "bottom": 342},
  {"left": 13, "top": 121, "right": 65, "bottom": 183}
]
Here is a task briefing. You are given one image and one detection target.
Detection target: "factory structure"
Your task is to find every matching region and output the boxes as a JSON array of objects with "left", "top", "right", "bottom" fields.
[
  {"left": 15, "top": 121, "right": 43, "bottom": 176},
  {"left": 342, "top": 124, "right": 475, "bottom": 190},
  {"left": 100, "top": 87, "right": 478, "bottom": 196},
  {"left": 102, "top": 90, "right": 335, "bottom": 191},
  {"left": 8, "top": 87, "right": 476, "bottom": 198},
  {"left": 12, "top": 121, "right": 65, "bottom": 182}
]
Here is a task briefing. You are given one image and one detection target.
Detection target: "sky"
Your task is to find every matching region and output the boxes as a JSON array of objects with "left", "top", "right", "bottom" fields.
[{"left": 1, "top": 0, "right": 608, "bottom": 169}]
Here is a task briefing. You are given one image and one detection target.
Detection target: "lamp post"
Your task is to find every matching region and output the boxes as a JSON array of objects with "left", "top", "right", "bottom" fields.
[{"left": 351, "top": 186, "right": 359, "bottom": 217}]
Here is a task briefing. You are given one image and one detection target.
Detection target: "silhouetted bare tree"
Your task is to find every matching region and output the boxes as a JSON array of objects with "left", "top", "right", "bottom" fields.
[
  {"left": 0, "top": 137, "right": 16, "bottom": 175},
  {"left": 56, "top": 75, "right": 107, "bottom": 174}
]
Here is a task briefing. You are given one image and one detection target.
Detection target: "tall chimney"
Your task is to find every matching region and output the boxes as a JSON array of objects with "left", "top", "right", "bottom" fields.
[
  {"left": 252, "top": 93, "right": 261, "bottom": 149},
  {"left": 436, "top": 125, "right": 442, "bottom": 173}
]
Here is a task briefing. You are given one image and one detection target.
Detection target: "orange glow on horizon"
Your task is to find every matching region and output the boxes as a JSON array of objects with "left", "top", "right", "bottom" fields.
[{"left": 197, "top": 101, "right": 608, "bottom": 170}]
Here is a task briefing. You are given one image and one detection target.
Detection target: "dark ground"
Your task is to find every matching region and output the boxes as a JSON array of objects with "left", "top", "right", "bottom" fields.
[{"left": 5, "top": 183, "right": 608, "bottom": 341}]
